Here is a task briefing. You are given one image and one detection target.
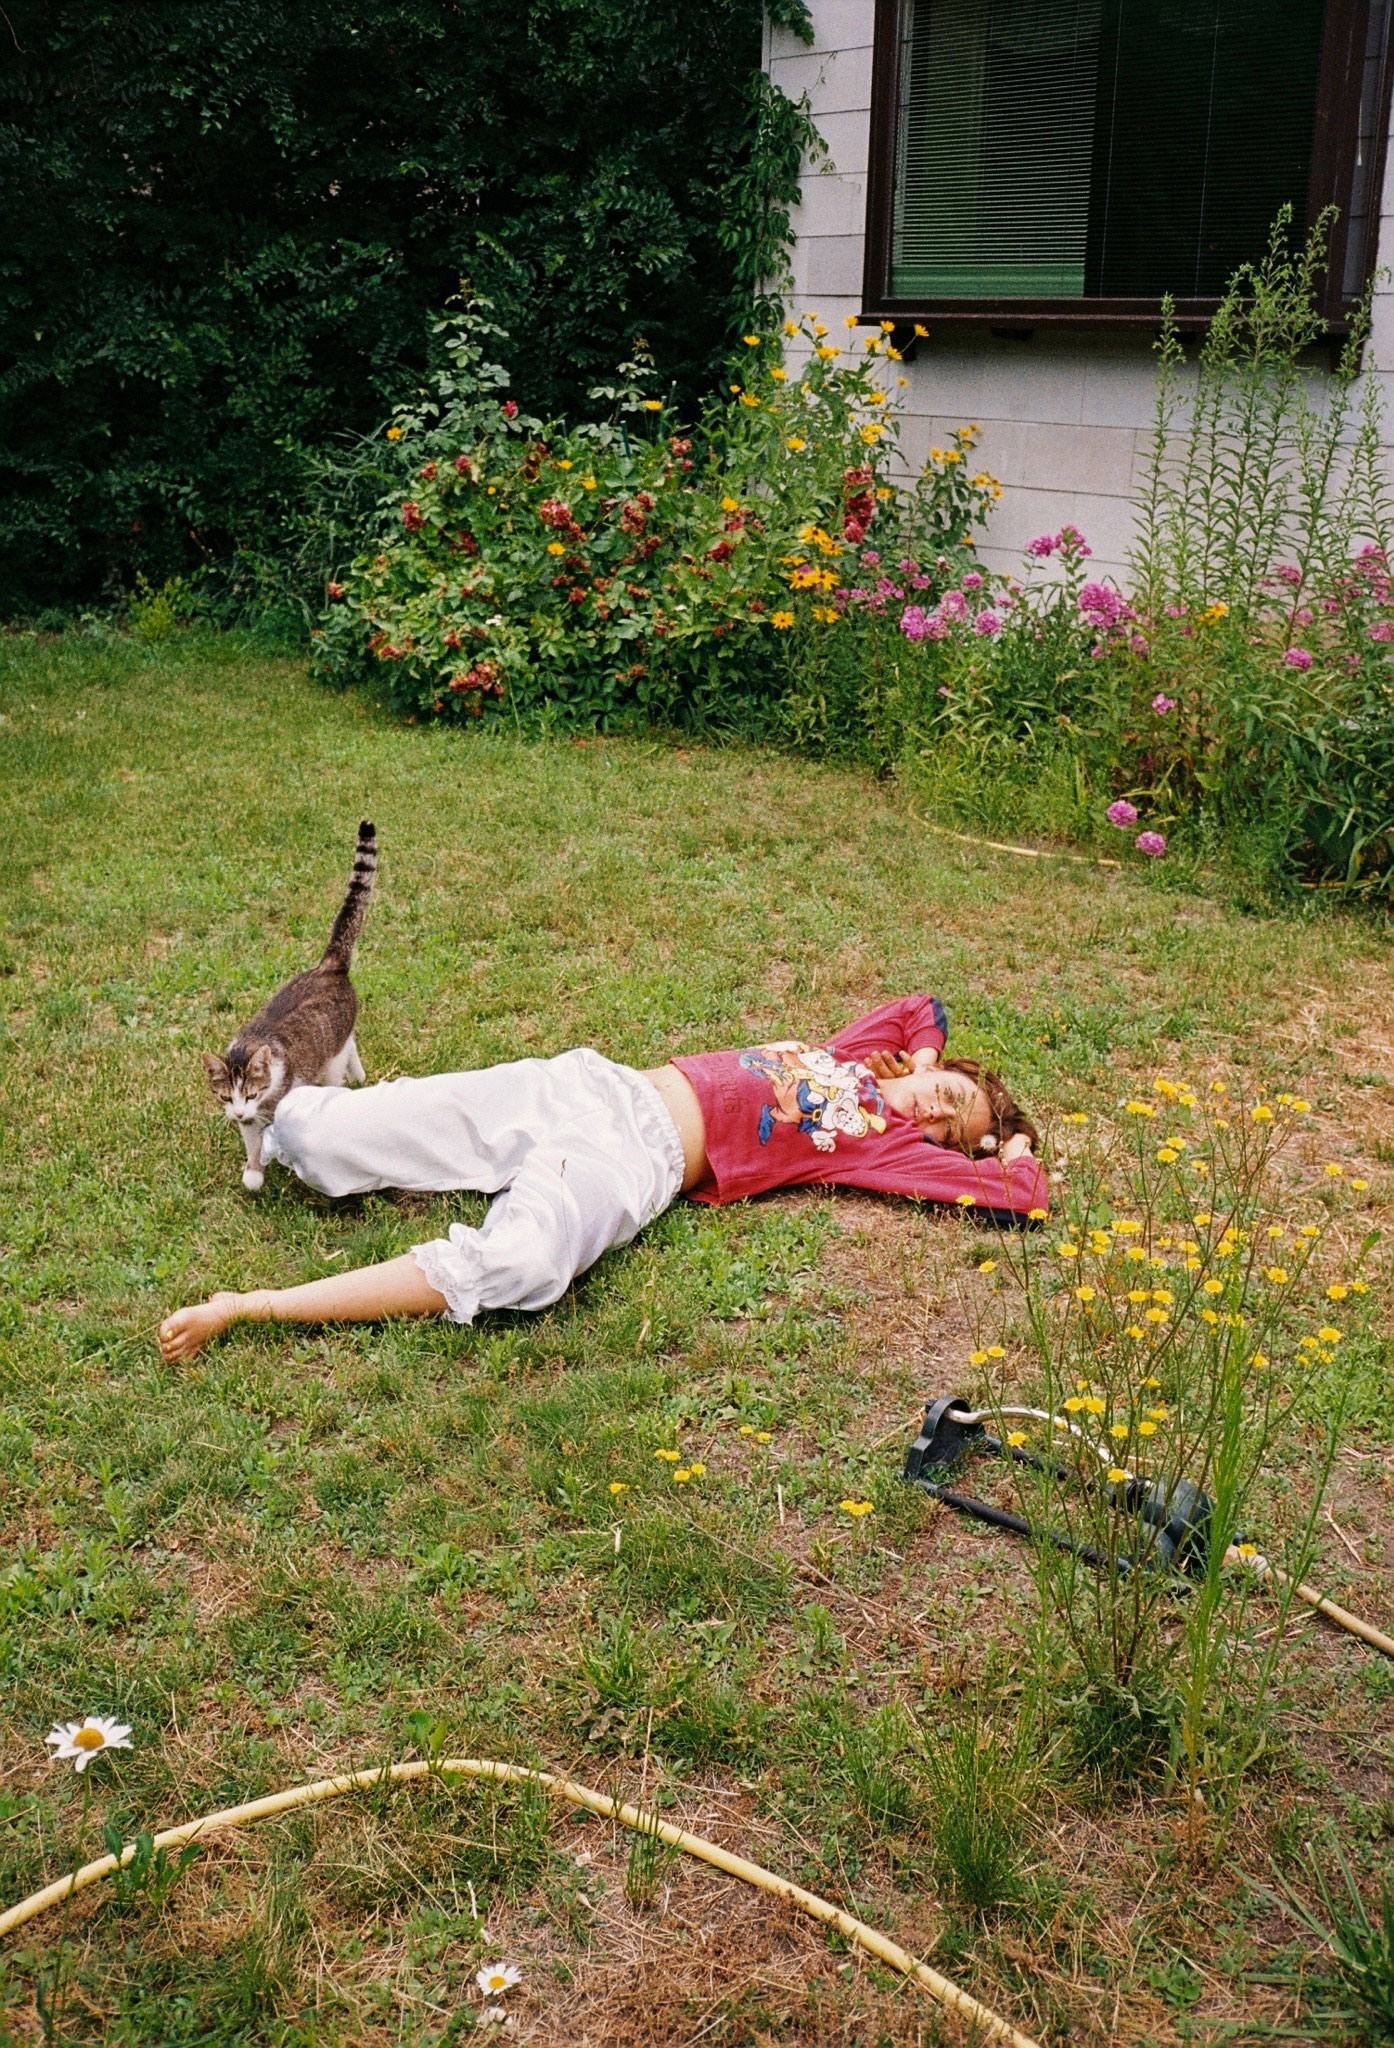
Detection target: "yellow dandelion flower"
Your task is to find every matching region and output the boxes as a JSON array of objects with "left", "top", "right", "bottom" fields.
[
  {"left": 978, "top": 1259, "right": 997, "bottom": 1274},
  {"left": 744, "top": 333, "right": 762, "bottom": 346},
  {"left": 385, "top": 425, "right": 404, "bottom": 441},
  {"left": 1083, "top": 1396, "right": 1106, "bottom": 1416},
  {"left": 1324, "top": 1163, "right": 1344, "bottom": 1177},
  {"left": 1076, "top": 1285, "right": 1097, "bottom": 1303},
  {"left": 1107, "top": 1466, "right": 1129, "bottom": 1484},
  {"left": 1126, "top": 1325, "right": 1146, "bottom": 1339},
  {"left": 1109, "top": 1422, "right": 1129, "bottom": 1439},
  {"left": 969, "top": 1348, "right": 989, "bottom": 1365},
  {"left": 608, "top": 1481, "right": 629, "bottom": 1495},
  {"left": 1318, "top": 1326, "right": 1342, "bottom": 1343},
  {"left": 755, "top": 1431, "right": 774, "bottom": 1442},
  {"left": 1057, "top": 1242, "right": 1079, "bottom": 1259},
  {"left": 739, "top": 1425, "right": 754, "bottom": 1436},
  {"left": 1145, "top": 1308, "right": 1168, "bottom": 1324},
  {"left": 786, "top": 435, "right": 807, "bottom": 452},
  {"left": 740, "top": 393, "right": 761, "bottom": 408},
  {"left": 1006, "top": 1430, "right": 1027, "bottom": 1447},
  {"left": 655, "top": 1448, "right": 680, "bottom": 1462},
  {"left": 914, "top": 322, "right": 929, "bottom": 337},
  {"left": 1265, "top": 1267, "right": 1289, "bottom": 1285},
  {"left": 1201, "top": 1278, "right": 1224, "bottom": 1296},
  {"left": 770, "top": 366, "right": 787, "bottom": 381},
  {"left": 1250, "top": 1352, "right": 1269, "bottom": 1368},
  {"left": 986, "top": 1345, "right": 1006, "bottom": 1359},
  {"left": 688, "top": 1462, "right": 706, "bottom": 1477},
  {"left": 673, "top": 1468, "right": 691, "bottom": 1482},
  {"left": 840, "top": 1498, "right": 875, "bottom": 1516},
  {"left": 1351, "top": 1279, "right": 1369, "bottom": 1292},
  {"left": 1028, "top": 1207, "right": 1048, "bottom": 1221},
  {"left": 1113, "top": 1221, "right": 1142, "bottom": 1235},
  {"left": 1062, "top": 1112, "right": 1088, "bottom": 1125},
  {"left": 1325, "top": 1283, "right": 1348, "bottom": 1301},
  {"left": 1156, "top": 1148, "right": 1179, "bottom": 1164},
  {"left": 1065, "top": 1396, "right": 1086, "bottom": 1413},
  {"left": 1351, "top": 1178, "right": 1369, "bottom": 1190},
  {"left": 1200, "top": 1309, "right": 1219, "bottom": 1325}
]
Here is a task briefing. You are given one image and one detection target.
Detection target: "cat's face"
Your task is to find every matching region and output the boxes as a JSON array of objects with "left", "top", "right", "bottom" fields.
[{"left": 202, "top": 1046, "right": 277, "bottom": 1127}]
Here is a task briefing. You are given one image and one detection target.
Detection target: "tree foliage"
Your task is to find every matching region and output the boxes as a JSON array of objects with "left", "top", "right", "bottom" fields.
[{"left": 0, "top": 0, "right": 811, "bottom": 609}]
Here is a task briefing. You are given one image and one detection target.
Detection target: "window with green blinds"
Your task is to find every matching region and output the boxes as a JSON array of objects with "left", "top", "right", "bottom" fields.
[{"left": 889, "top": 0, "right": 1327, "bottom": 302}]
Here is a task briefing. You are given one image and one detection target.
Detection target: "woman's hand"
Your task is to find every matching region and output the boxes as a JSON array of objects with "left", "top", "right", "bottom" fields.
[
  {"left": 863, "top": 1045, "right": 940, "bottom": 1081},
  {"left": 1000, "top": 1133, "right": 1034, "bottom": 1165}
]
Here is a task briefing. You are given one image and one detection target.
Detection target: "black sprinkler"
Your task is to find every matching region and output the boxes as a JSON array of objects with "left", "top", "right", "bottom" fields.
[{"left": 903, "top": 1392, "right": 1215, "bottom": 1578}]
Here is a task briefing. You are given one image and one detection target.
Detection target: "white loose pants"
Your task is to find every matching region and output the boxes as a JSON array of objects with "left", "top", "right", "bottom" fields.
[{"left": 261, "top": 1049, "right": 686, "bottom": 1324}]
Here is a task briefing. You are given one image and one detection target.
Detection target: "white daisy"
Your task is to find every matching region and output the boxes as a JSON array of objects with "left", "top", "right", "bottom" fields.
[
  {"left": 476, "top": 1963, "right": 522, "bottom": 1998},
  {"left": 45, "top": 1716, "right": 133, "bottom": 1772}
]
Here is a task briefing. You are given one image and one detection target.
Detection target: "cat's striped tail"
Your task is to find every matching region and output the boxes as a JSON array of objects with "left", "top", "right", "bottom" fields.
[{"left": 321, "top": 821, "right": 378, "bottom": 971}]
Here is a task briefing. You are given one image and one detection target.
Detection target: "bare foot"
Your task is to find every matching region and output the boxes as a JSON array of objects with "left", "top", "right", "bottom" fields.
[{"left": 158, "top": 1291, "right": 246, "bottom": 1363}]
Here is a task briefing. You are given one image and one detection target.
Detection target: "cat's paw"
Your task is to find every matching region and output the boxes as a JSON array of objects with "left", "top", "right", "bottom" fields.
[{"left": 242, "top": 1166, "right": 265, "bottom": 1193}]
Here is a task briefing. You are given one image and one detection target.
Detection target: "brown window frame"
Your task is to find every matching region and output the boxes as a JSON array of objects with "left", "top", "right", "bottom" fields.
[{"left": 861, "top": 0, "right": 1394, "bottom": 330}]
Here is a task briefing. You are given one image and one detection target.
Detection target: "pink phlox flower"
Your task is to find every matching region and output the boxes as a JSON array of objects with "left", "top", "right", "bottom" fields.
[
  {"left": 1025, "top": 533, "right": 1057, "bottom": 559},
  {"left": 940, "top": 590, "right": 967, "bottom": 621},
  {"left": 910, "top": 572, "right": 931, "bottom": 590},
  {"left": 1291, "top": 607, "right": 1314, "bottom": 626},
  {"left": 1078, "top": 581, "right": 1122, "bottom": 624},
  {"left": 1151, "top": 692, "right": 1175, "bottom": 712},
  {"left": 1135, "top": 831, "right": 1167, "bottom": 857},
  {"left": 1275, "top": 563, "right": 1302, "bottom": 587},
  {"left": 1319, "top": 598, "right": 1341, "bottom": 614},
  {"left": 1164, "top": 603, "right": 1187, "bottom": 617},
  {"left": 898, "top": 557, "right": 918, "bottom": 574},
  {"left": 961, "top": 570, "right": 984, "bottom": 591},
  {"left": 1130, "top": 634, "right": 1150, "bottom": 655},
  {"left": 900, "top": 606, "right": 930, "bottom": 640},
  {"left": 974, "top": 610, "right": 1001, "bottom": 635},
  {"left": 1282, "top": 646, "right": 1313, "bottom": 670},
  {"left": 875, "top": 577, "right": 900, "bottom": 597},
  {"left": 1057, "top": 524, "right": 1091, "bottom": 558},
  {"left": 1106, "top": 799, "right": 1139, "bottom": 828},
  {"left": 861, "top": 549, "right": 881, "bottom": 568},
  {"left": 848, "top": 586, "right": 867, "bottom": 603},
  {"left": 1369, "top": 618, "right": 1394, "bottom": 642},
  {"left": 1089, "top": 644, "right": 1107, "bottom": 658}
]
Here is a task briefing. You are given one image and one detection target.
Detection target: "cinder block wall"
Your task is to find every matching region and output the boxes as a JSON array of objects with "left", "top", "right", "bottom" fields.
[{"left": 765, "top": 3, "right": 1394, "bottom": 581}]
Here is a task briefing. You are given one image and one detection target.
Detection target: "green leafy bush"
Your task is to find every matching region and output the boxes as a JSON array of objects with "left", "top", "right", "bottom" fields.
[
  {"left": 312, "top": 304, "right": 997, "bottom": 727},
  {"left": 0, "top": 0, "right": 811, "bottom": 613}
]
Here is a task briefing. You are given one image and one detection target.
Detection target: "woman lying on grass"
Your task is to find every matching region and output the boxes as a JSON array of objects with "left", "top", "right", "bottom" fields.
[{"left": 159, "top": 995, "right": 1043, "bottom": 1361}]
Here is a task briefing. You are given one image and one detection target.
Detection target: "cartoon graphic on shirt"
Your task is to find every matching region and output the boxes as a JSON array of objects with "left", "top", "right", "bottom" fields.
[{"left": 738, "top": 1041, "right": 887, "bottom": 1154}]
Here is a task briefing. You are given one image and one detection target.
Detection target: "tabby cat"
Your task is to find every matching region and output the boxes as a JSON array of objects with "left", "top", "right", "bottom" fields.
[{"left": 202, "top": 822, "right": 377, "bottom": 1190}]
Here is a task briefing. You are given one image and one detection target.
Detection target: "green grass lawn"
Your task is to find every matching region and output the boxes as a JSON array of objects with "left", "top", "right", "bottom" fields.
[{"left": 1, "top": 631, "right": 1392, "bottom": 2046}]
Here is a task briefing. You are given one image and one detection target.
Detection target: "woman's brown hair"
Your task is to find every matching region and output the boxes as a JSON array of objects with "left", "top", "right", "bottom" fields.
[{"left": 938, "top": 1056, "right": 1040, "bottom": 1162}]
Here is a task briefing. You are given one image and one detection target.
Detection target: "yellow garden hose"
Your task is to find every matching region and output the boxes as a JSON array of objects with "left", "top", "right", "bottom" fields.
[{"left": 0, "top": 1756, "right": 1043, "bottom": 2048}]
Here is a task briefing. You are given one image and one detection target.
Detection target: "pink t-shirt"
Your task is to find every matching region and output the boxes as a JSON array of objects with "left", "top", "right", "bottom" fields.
[{"left": 672, "top": 994, "right": 1048, "bottom": 1221}]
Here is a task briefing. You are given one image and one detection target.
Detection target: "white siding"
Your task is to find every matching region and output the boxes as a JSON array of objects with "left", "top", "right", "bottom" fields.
[{"left": 768, "top": 1, "right": 1394, "bottom": 580}]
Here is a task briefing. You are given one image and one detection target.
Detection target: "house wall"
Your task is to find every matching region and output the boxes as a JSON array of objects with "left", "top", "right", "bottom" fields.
[{"left": 765, "top": 3, "right": 1394, "bottom": 581}]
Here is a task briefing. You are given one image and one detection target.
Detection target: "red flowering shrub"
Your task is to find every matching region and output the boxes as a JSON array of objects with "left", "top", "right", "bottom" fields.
[{"left": 314, "top": 301, "right": 996, "bottom": 729}]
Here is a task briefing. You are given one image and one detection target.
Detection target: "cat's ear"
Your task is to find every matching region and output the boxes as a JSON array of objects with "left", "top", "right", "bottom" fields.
[
  {"left": 202, "top": 1052, "right": 231, "bottom": 1099},
  {"left": 244, "top": 1045, "right": 273, "bottom": 1091}
]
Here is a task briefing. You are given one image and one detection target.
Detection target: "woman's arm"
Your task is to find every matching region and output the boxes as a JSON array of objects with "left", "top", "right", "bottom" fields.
[
  {"left": 827, "top": 993, "right": 948, "bottom": 1066},
  {"left": 159, "top": 1253, "right": 448, "bottom": 1363}
]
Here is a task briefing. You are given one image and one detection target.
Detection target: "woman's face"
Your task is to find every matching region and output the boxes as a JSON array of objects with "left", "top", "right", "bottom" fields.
[{"left": 881, "top": 1065, "right": 993, "bottom": 1147}]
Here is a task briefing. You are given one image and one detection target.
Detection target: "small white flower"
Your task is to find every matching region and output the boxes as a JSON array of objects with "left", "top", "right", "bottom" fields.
[
  {"left": 476, "top": 1963, "right": 522, "bottom": 1998},
  {"left": 45, "top": 1716, "right": 133, "bottom": 1772}
]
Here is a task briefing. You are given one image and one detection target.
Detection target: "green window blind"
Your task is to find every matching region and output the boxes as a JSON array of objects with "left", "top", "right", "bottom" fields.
[{"left": 890, "top": 0, "right": 1327, "bottom": 301}]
